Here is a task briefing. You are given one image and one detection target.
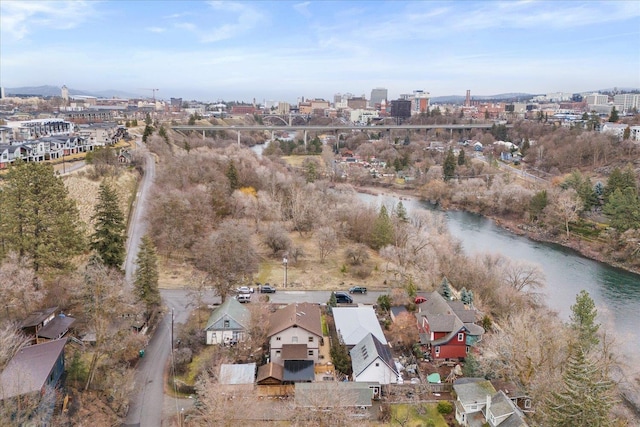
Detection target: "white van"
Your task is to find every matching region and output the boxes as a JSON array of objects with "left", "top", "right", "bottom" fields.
[{"left": 236, "top": 294, "right": 251, "bottom": 303}]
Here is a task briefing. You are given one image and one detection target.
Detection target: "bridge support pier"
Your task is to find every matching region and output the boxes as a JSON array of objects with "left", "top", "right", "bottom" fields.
[
  {"left": 304, "top": 130, "right": 308, "bottom": 147},
  {"left": 237, "top": 130, "right": 241, "bottom": 146},
  {"left": 202, "top": 130, "right": 205, "bottom": 140}
]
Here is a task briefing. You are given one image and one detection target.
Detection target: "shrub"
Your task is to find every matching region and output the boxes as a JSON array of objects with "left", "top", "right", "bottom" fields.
[{"left": 437, "top": 401, "right": 453, "bottom": 414}]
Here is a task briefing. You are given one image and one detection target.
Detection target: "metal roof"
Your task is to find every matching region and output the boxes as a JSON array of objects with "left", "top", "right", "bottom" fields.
[
  {"left": 219, "top": 363, "right": 256, "bottom": 385},
  {"left": 333, "top": 306, "right": 387, "bottom": 346}
]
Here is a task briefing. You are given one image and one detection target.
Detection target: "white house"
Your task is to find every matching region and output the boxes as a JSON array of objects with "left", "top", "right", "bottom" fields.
[
  {"left": 204, "top": 298, "right": 250, "bottom": 345},
  {"left": 350, "top": 333, "right": 399, "bottom": 385},
  {"left": 267, "top": 302, "right": 322, "bottom": 365},
  {"left": 600, "top": 122, "right": 628, "bottom": 140},
  {"left": 332, "top": 306, "right": 387, "bottom": 348}
]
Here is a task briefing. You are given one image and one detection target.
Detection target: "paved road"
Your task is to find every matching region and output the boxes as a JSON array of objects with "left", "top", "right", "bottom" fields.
[{"left": 124, "top": 139, "right": 155, "bottom": 285}]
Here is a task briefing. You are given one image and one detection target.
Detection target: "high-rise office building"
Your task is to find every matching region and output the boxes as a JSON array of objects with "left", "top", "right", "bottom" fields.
[{"left": 370, "top": 88, "right": 388, "bottom": 108}]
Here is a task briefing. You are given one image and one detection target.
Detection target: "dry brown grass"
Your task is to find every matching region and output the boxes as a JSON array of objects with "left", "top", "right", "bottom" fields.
[
  {"left": 63, "top": 167, "right": 139, "bottom": 236},
  {"left": 158, "top": 230, "right": 396, "bottom": 291}
]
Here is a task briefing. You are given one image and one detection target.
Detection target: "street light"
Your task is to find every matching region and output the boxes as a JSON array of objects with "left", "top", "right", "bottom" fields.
[{"left": 282, "top": 256, "right": 288, "bottom": 288}]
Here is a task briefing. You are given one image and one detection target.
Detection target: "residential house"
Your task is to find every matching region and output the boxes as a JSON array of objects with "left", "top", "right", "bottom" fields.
[
  {"left": 204, "top": 298, "right": 251, "bottom": 345},
  {"left": 37, "top": 313, "right": 75, "bottom": 342},
  {"left": 453, "top": 378, "right": 497, "bottom": 426},
  {"left": 0, "top": 338, "right": 67, "bottom": 401},
  {"left": 332, "top": 306, "right": 387, "bottom": 349},
  {"left": 485, "top": 390, "right": 529, "bottom": 427},
  {"left": 417, "top": 291, "right": 484, "bottom": 360},
  {"left": 454, "top": 379, "right": 529, "bottom": 427},
  {"left": 267, "top": 302, "right": 322, "bottom": 366},
  {"left": 350, "top": 333, "right": 399, "bottom": 385},
  {"left": 600, "top": 122, "right": 628, "bottom": 140},
  {"left": 20, "top": 307, "right": 57, "bottom": 340}
]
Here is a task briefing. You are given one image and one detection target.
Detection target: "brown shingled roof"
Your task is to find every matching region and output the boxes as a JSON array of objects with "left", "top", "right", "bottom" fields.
[{"left": 267, "top": 303, "right": 322, "bottom": 338}]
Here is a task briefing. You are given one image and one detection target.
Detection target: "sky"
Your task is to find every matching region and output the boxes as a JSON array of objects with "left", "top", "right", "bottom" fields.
[{"left": 1, "top": 0, "right": 639, "bottom": 103}]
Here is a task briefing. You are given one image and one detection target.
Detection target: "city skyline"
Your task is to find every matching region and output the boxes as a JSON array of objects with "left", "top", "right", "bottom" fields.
[{"left": 1, "top": 1, "right": 639, "bottom": 103}]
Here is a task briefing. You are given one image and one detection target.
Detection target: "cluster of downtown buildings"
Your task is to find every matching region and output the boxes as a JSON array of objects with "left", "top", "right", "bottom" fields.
[{"left": 1, "top": 86, "right": 639, "bottom": 168}]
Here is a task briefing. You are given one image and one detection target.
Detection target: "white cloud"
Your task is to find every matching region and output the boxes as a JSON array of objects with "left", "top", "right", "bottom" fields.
[
  {"left": 0, "top": 0, "right": 96, "bottom": 41},
  {"left": 146, "top": 27, "right": 166, "bottom": 33},
  {"left": 293, "top": 1, "right": 312, "bottom": 18},
  {"left": 198, "top": 1, "right": 264, "bottom": 43}
]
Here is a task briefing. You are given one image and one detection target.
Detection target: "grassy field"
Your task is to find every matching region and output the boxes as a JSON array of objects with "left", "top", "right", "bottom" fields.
[{"left": 390, "top": 403, "right": 449, "bottom": 427}]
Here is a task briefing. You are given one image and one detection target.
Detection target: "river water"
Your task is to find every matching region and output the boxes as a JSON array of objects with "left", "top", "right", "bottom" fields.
[{"left": 358, "top": 192, "right": 640, "bottom": 364}]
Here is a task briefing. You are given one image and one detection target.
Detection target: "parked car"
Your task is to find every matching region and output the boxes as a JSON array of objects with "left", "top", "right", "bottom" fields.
[
  {"left": 334, "top": 291, "right": 353, "bottom": 304},
  {"left": 260, "top": 285, "right": 276, "bottom": 293},
  {"left": 349, "top": 286, "right": 367, "bottom": 294},
  {"left": 236, "top": 294, "right": 251, "bottom": 303},
  {"left": 236, "top": 286, "right": 254, "bottom": 294}
]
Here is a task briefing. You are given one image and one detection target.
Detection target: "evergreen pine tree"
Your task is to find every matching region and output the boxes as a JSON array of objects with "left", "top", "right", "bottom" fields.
[
  {"left": 544, "top": 345, "right": 616, "bottom": 427},
  {"left": 443, "top": 148, "right": 456, "bottom": 181},
  {"left": 226, "top": 160, "right": 239, "bottom": 191},
  {"left": 603, "top": 187, "right": 640, "bottom": 231},
  {"left": 439, "top": 277, "right": 452, "bottom": 300},
  {"left": 134, "top": 235, "right": 161, "bottom": 315},
  {"left": 457, "top": 149, "right": 466, "bottom": 166},
  {"left": 395, "top": 201, "right": 409, "bottom": 222},
  {"left": 570, "top": 290, "right": 600, "bottom": 352},
  {"left": 1, "top": 161, "right": 85, "bottom": 272},
  {"left": 90, "top": 181, "right": 126, "bottom": 268},
  {"left": 371, "top": 205, "right": 394, "bottom": 250},
  {"left": 608, "top": 106, "right": 619, "bottom": 122}
]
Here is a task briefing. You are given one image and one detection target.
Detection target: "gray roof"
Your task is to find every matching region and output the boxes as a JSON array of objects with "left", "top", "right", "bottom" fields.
[
  {"left": 283, "top": 360, "right": 315, "bottom": 382},
  {"left": 418, "top": 291, "right": 484, "bottom": 345},
  {"left": 453, "top": 378, "right": 497, "bottom": 406},
  {"left": 350, "top": 333, "right": 397, "bottom": 378},
  {"left": 0, "top": 339, "right": 67, "bottom": 399},
  {"left": 38, "top": 314, "right": 75, "bottom": 340},
  {"left": 20, "top": 307, "right": 58, "bottom": 329},
  {"left": 295, "top": 382, "right": 375, "bottom": 407},
  {"left": 218, "top": 363, "right": 256, "bottom": 385},
  {"left": 333, "top": 306, "right": 387, "bottom": 346},
  {"left": 204, "top": 298, "right": 250, "bottom": 331},
  {"left": 487, "top": 390, "right": 529, "bottom": 427}
]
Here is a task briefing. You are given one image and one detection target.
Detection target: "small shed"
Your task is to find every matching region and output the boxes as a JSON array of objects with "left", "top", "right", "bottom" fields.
[{"left": 256, "top": 362, "right": 284, "bottom": 385}]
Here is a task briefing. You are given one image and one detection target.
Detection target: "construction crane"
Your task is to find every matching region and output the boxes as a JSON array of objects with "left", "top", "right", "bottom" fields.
[{"left": 140, "top": 88, "right": 160, "bottom": 102}]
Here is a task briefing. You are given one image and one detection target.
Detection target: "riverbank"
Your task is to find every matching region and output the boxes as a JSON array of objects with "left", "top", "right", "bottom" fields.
[{"left": 356, "top": 183, "right": 640, "bottom": 277}]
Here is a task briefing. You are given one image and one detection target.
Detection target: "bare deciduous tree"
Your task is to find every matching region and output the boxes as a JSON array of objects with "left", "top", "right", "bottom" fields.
[
  {"left": 315, "top": 226, "right": 338, "bottom": 263},
  {"left": 544, "top": 188, "right": 582, "bottom": 237},
  {"left": 502, "top": 259, "right": 545, "bottom": 293},
  {"left": 193, "top": 220, "right": 259, "bottom": 302},
  {"left": 0, "top": 252, "right": 44, "bottom": 321}
]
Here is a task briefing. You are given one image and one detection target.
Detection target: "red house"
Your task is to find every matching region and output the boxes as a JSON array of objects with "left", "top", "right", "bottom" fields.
[{"left": 417, "top": 291, "right": 484, "bottom": 361}]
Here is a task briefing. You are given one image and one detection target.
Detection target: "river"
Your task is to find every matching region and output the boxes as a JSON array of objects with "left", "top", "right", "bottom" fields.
[{"left": 358, "top": 192, "right": 640, "bottom": 368}]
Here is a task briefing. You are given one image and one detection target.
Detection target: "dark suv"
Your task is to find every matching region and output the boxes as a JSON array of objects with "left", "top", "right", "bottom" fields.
[
  {"left": 334, "top": 291, "right": 353, "bottom": 304},
  {"left": 349, "top": 286, "right": 367, "bottom": 294},
  {"left": 260, "top": 285, "right": 276, "bottom": 293}
]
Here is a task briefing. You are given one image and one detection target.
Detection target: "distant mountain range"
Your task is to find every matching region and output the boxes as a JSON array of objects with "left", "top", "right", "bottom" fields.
[{"left": 4, "top": 85, "right": 142, "bottom": 99}]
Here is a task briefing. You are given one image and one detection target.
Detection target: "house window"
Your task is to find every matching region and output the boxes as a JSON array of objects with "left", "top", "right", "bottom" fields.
[
  {"left": 466, "top": 346, "right": 470, "bottom": 354},
  {"left": 435, "top": 346, "right": 440, "bottom": 356},
  {"left": 276, "top": 350, "right": 281, "bottom": 355},
  {"left": 524, "top": 399, "right": 532, "bottom": 409},
  {"left": 276, "top": 336, "right": 281, "bottom": 341},
  {"left": 292, "top": 336, "right": 298, "bottom": 343},
  {"left": 308, "top": 336, "right": 314, "bottom": 342},
  {"left": 224, "top": 320, "right": 230, "bottom": 328},
  {"left": 375, "top": 362, "right": 380, "bottom": 367},
  {"left": 308, "top": 350, "right": 313, "bottom": 356},
  {"left": 458, "top": 333, "right": 464, "bottom": 342}
]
